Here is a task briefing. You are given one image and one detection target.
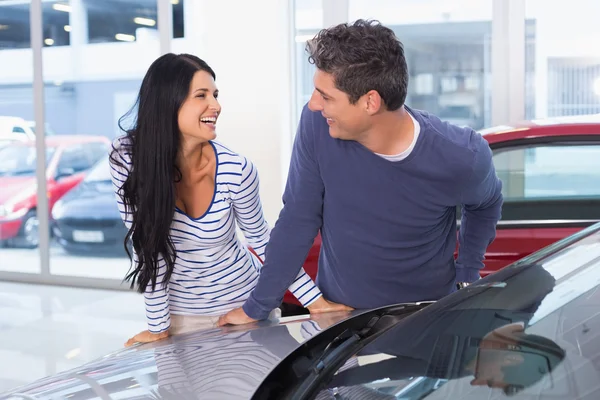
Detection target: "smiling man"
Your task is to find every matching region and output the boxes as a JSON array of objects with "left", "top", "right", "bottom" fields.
[{"left": 218, "top": 19, "right": 503, "bottom": 326}]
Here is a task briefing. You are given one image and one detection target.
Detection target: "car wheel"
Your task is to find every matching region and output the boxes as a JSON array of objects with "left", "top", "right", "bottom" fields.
[{"left": 16, "top": 210, "right": 39, "bottom": 249}]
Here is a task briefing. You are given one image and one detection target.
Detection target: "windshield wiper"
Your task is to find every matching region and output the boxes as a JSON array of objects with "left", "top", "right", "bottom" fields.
[{"left": 254, "top": 301, "right": 434, "bottom": 400}]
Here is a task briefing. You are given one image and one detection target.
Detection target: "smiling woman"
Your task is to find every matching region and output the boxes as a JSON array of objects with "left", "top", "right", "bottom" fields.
[{"left": 109, "top": 53, "right": 323, "bottom": 346}]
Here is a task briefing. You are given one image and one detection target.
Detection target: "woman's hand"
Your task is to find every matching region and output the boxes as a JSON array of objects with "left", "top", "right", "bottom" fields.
[{"left": 125, "top": 329, "right": 170, "bottom": 347}]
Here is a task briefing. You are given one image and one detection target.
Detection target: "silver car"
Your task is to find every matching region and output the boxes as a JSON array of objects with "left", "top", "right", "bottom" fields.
[{"left": 3, "top": 223, "right": 600, "bottom": 399}]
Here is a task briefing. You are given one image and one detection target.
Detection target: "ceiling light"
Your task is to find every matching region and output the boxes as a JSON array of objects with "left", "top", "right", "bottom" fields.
[
  {"left": 133, "top": 17, "right": 156, "bottom": 27},
  {"left": 171, "top": 0, "right": 180, "bottom": 4},
  {"left": 64, "top": 25, "right": 71, "bottom": 32},
  {"left": 44, "top": 38, "right": 55, "bottom": 45},
  {"left": 52, "top": 3, "right": 72, "bottom": 12},
  {"left": 115, "top": 33, "right": 136, "bottom": 42}
]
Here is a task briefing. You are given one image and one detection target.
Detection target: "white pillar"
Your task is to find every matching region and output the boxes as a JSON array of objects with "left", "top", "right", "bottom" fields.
[
  {"left": 533, "top": 17, "right": 549, "bottom": 119},
  {"left": 491, "top": 0, "right": 525, "bottom": 125},
  {"left": 193, "top": 0, "right": 295, "bottom": 224},
  {"left": 157, "top": 0, "right": 173, "bottom": 54},
  {"left": 69, "top": 0, "right": 88, "bottom": 47}
]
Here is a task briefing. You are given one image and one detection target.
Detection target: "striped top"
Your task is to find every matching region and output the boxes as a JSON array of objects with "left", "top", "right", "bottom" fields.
[{"left": 109, "top": 137, "right": 321, "bottom": 333}]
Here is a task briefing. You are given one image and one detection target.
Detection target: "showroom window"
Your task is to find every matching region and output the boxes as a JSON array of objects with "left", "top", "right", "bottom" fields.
[
  {"left": 525, "top": 0, "right": 600, "bottom": 119},
  {"left": 309, "top": 0, "right": 495, "bottom": 130},
  {"left": 0, "top": 0, "right": 183, "bottom": 48},
  {"left": 293, "top": 0, "right": 323, "bottom": 121}
]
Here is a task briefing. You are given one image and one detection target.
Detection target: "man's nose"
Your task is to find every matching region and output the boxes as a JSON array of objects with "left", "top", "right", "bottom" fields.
[{"left": 308, "top": 92, "right": 322, "bottom": 111}]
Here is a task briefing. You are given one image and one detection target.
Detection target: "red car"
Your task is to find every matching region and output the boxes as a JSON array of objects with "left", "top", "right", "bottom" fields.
[
  {"left": 285, "top": 115, "right": 600, "bottom": 307},
  {"left": 0, "top": 135, "right": 110, "bottom": 248}
]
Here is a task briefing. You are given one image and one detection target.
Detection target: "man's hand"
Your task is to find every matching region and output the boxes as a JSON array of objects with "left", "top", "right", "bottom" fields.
[
  {"left": 307, "top": 296, "right": 354, "bottom": 314},
  {"left": 217, "top": 307, "right": 258, "bottom": 327},
  {"left": 124, "top": 329, "right": 169, "bottom": 347}
]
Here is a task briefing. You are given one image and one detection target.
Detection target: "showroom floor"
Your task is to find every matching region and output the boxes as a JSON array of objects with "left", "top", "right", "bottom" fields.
[{"left": 0, "top": 281, "right": 146, "bottom": 393}]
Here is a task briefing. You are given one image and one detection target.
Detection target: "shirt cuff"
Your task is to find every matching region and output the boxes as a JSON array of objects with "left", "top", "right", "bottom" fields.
[
  {"left": 301, "top": 290, "right": 323, "bottom": 308},
  {"left": 455, "top": 267, "right": 481, "bottom": 283},
  {"left": 242, "top": 294, "right": 273, "bottom": 321},
  {"left": 148, "top": 318, "right": 171, "bottom": 334}
]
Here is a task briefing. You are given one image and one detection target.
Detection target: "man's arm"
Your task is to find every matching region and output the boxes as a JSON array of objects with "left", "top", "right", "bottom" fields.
[
  {"left": 241, "top": 106, "right": 327, "bottom": 320},
  {"left": 232, "top": 155, "right": 323, "bottom": 308},
  {"left": 456, "top": 133, "right": 503, "bottom": 283}
]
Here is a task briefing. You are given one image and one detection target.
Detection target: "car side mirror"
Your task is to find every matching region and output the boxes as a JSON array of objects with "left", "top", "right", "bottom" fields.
[{"left": 55, "top": 167, "right": 75, "bottom": 180}]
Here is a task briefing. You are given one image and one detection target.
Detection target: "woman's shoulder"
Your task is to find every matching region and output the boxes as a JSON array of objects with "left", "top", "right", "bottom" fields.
[
  {"left": 110, "top": 135, "right": 133, "bottom": 158},
  {"left": 211, "top": 141, "right": 253, "bottom": 169},
  {"left": 109, "top": 135, "right": 133, "bottom": 173}
]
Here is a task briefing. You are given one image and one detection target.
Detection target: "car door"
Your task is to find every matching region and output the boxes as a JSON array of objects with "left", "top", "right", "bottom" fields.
[{"left": 481, "top": 136, "right": 600, "bottom": 275}]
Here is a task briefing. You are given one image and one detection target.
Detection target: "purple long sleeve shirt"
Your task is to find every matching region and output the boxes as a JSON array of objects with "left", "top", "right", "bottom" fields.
[{"left": 243, "top": 105, "right": 503, "bottom": 320}]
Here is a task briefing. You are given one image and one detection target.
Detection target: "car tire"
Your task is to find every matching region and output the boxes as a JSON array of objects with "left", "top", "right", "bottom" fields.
[{"left": 15, "top": 210, "right": 39, "bottom": 249}]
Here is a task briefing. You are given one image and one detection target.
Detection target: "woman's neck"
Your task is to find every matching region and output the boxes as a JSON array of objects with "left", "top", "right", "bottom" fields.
[{"left": 177, "top": 139, "right": 210, "bottom": 176}]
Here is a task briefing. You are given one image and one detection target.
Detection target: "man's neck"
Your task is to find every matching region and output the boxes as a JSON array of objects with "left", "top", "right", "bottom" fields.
[{"left": 357, "top": 106, "right": 415, "bottom": 156}]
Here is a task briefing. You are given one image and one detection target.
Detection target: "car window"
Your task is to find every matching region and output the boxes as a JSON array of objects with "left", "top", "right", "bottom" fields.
[
  {"left": 85, "top": 142, "right": 109, "bottom": 165},
  {"left": 0, "top": 146, "right": 56, "bottom": 176},
  {"left": 493, "top": 144, "right": 600, "bottom": 202},
  {"left": 84, "top": 157, "right": 111, "bottom": 182},
  {"left": 57, "top": 145, "right": 93, "bottom": 173},
  {"left": 12, "top": 126, "right": 27, "bottom": 135}
]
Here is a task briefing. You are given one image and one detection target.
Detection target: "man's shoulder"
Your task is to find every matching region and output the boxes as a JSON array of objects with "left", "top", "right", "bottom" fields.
[{"left": 411, "top": 107, "right": 485, "bottom": 154}]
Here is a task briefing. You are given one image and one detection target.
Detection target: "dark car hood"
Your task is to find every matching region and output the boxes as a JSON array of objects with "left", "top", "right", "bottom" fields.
[
  {"left": 56, "top": 180, "right": 121, "bottom": 219},
  {"left": 0, "top": 312, "right": 355, "bottom": 400}
]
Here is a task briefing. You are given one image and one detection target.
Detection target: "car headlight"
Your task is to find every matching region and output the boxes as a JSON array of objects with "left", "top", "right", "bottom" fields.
[
  {"left": 51, "top": 200, "right": 65, "bottom": 220},
  {"left": 0, "top": 204, "right": 27, "bottom": 220},
  {"left": 0, "top": 204, "right": 15, "bottom": 218}
]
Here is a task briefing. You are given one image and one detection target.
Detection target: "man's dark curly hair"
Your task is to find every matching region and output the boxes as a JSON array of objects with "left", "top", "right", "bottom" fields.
[{"left": 306, "top": 19, "right": 409, "bottom": 111}]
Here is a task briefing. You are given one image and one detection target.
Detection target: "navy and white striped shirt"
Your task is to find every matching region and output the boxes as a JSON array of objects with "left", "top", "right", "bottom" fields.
[{"left": 109, "top": 137, "right": 321, "bottom": 333}]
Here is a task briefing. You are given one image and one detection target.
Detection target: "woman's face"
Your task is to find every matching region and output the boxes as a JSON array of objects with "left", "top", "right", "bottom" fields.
[{"left": 178, "top": 70, "right": 221, "bottom": 142}]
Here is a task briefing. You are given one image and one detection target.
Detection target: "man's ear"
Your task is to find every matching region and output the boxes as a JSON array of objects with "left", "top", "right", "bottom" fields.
[{"left": 364, "top": 90, "right": 383, "bottom": 115}]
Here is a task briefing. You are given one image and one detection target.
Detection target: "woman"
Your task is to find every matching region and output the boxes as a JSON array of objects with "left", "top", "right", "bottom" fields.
[{"left": 109, "top": 53, "right": 323, "bottom": 346}]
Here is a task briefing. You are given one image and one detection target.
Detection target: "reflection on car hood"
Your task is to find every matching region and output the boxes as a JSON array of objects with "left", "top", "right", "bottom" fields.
[{"left": 0, "top": 312, "right": 354, "bottom": 400}]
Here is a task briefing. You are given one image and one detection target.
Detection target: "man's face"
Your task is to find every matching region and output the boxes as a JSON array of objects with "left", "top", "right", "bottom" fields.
[{"left": 307, "top": 69, "right": 370, "bottom": 141}]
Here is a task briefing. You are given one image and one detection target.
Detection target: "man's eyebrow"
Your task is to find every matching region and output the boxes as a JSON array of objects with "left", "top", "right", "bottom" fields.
[{"left": 316, "top": 87, "right": 332, "bottom": 98}]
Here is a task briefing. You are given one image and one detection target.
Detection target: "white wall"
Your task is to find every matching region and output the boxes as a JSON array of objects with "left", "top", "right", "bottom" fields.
[{"left": 175, "top": 0, "right": 295, "bottom": 225}]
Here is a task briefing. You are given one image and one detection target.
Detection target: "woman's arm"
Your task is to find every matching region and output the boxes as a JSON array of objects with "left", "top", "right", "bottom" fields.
[
  {"left": 109, "top": 139, "right": 171, "bottom": 338},
  {"left": 231, "top": 156, "right": 323, "bottom": 308}
]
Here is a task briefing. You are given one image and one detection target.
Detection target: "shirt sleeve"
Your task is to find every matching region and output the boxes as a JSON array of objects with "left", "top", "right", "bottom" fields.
[
  {"left": 242, "top": 105, "right": 325, "bottom": 320},
  {"left": 231, "top": 155, "right": 322, "bottom": 308},
  {"left": 456, "top": 132, "right": 504, "bottom": 283},
  {"left": 109, "top": 138, "right": 171, "bottom": 333}
]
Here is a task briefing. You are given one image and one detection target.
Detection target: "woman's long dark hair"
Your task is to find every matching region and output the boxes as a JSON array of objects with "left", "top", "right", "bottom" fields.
[{"left": 110, "top": 53, "right": 216, "bottom": 293}]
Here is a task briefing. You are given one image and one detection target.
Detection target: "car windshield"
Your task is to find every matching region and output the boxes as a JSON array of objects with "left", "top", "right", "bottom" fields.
[
  {"left": 84, "top": 157, "right": 111, "bottom": 183},
  {"left": 308, "top": 225, "right": 600, "bottom": 399},
  {"left": 0, "top": 145, "right": 56, "bottom": 176}
]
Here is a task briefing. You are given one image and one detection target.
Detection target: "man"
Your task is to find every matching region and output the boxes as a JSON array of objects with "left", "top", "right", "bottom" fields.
[{"left": 219, "top": 19, "right": 503, "bottom": 326}]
